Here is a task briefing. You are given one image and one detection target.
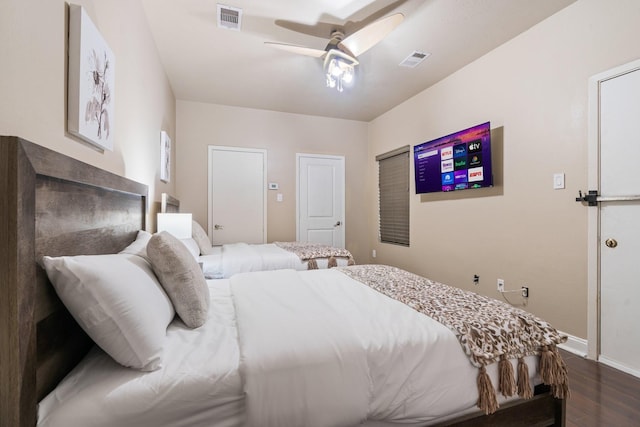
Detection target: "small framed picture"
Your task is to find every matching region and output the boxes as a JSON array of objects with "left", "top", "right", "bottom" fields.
[{"left": 160, "top": 131, "right": 171, "bottom": 183}]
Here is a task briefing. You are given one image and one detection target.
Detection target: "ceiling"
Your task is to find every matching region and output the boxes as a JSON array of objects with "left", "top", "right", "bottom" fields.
[{"left": 140, "top": 0, "right": 576, "bottom": 122}]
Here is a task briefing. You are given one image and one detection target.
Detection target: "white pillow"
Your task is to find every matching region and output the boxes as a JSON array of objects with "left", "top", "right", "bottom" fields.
[
  {"left": 119, "top": 230, "right": 152, "bottom": 260},
  {"left": 42, "top": 253, "right": 175, "bottom": 371},
  {"left": 192, "top": 220, "right": 214, "bottom": 255},
  {"left": 180, "top": 237, "right": 201, "bottom": 258}
]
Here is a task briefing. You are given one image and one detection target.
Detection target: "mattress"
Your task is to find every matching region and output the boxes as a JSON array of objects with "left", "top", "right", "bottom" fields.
[
  {"left": 37, "top": 269, "right": 541, "bottom": 427},
  {"left": 199, "top": 242, "right": 350, "bottom": 279}
]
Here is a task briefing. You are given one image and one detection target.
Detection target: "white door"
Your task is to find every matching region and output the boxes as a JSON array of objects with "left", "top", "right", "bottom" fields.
[
  {"left": 208, "top": 146, "right": 267, "bottom": 245},
  {"left": 297, "top": 154, "right": 345, "bottom": 248},
  {"left": 598, "top": 64, "right": 640, "bottom": 377}
]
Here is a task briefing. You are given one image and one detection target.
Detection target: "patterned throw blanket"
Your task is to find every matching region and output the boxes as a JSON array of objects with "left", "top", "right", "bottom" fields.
[
  {"left": 336, "top": 264, "right": 569, "bottom": 414},
  {"left": 274, "top": 241, "right": 355, "bottom": 269}
]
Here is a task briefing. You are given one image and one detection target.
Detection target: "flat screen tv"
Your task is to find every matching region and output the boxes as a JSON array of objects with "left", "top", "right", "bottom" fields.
[{"left": 413, "top": 121, "right": 493, "bottom": 194}]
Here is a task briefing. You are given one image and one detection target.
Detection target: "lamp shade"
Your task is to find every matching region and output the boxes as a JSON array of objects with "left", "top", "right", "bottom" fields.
[{"left": 157, "top": 213, "right": 192, "bottom": 239}]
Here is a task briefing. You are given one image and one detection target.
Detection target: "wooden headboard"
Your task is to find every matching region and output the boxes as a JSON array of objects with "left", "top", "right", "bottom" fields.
[
  {"left": 161, "top": 192, "right": 180, "bottom": 213},
  {"left": 0, "top": 136, "right": 148, "bottom": 427}
]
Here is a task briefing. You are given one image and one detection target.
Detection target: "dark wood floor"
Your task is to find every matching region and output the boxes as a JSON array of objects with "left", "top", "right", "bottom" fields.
[{"left": 561, "top": 349, "right": 640, "bottom": 427}]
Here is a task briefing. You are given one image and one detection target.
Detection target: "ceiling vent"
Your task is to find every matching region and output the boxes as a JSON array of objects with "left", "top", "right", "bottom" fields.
[
  {"left": 399, "top": 51, "right": 431, "bottom": 68},
  {"left": 217, "top": 4, "right": 242, "bottom": 31}
]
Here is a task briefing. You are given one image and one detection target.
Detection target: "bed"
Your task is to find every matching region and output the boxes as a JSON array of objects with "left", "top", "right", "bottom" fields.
[
  {"left": 0, "top": 136, "right": 567, "bottom": 427},
  {"left": 159, "top": 193, "right": 355, "bottom": 278}
]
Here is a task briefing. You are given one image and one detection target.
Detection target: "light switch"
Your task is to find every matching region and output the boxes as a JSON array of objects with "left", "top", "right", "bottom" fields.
[
  {"left": 553, "top": 173, "right": 565, "bottom": 190},
  {"left": 276, "top": 193, "right": 283, "bottom": 202}
]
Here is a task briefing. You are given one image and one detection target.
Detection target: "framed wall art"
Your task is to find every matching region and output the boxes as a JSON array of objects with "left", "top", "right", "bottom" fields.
[
  {"left": 68, "top": 4, "right": 115, "bottom": 150},
  {"left": 160, "top": 130, "right": 171, "bottom": 183}
]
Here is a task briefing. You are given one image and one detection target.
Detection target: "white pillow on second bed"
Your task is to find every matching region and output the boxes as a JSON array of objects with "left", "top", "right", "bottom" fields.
[
  {"left": 192, "top": 220, "right": 214, "bottom": 255},
  {"left": 179, "top": 237, "right": 201, "bottom": 259}
]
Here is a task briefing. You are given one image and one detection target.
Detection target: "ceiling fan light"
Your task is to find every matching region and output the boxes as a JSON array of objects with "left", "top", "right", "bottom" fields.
[
  {"left": 330, "top": 59, "right": 343, "bottom": 77},
  {"left": 342, "top": 66, "right": 354, "bottom": 84},
  {"left": 323, "top": 50, "right": 359, "bottom": 92},
  {"left": 326, "top": 74, "right": 337, "bottom": 88}
]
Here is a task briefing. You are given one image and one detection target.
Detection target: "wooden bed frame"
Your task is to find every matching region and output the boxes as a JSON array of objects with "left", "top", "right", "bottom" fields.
[
  {"left": 0, "top": 136, "right": 565, "bottom": 427},
  {"left": 161, "top": 192, "right": 180, "bottom": 213},
  {"left": 0, "top": 136, "right": 148, "bottom": 427}
]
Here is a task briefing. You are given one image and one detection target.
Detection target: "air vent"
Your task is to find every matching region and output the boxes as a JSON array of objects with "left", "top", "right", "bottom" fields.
[
  {"left": 217, "top": 4, "right": 242, "bottom": 31},
  {"left": 399, "top": 51, "right": 431, "bottom": 68}
]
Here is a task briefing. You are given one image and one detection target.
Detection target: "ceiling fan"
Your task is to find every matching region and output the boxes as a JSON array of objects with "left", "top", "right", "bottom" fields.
[{"left": 265, "top": 13, "right": 404, "bottom": 92}]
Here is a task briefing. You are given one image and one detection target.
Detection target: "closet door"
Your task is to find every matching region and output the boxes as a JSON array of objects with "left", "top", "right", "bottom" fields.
[
  {"left": 297, "top": 154, "right": 345, "bottom": 248},
  {"left": 208, "top": 146, "right": 266, "bottom": 245}
]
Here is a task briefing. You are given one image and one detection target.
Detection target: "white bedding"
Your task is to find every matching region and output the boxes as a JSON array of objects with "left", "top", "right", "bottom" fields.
[
  {"left": 199, "top": 242, "right": 350, "bottom": 279},
  {"left": 232, "top": 268, "right": 539, "bottom": 427},
  {"left": 37, "top": 280, "right": 244, "bottom": 427},
  {"left": 38, "top": 268, "right": 540, "bottom": 427}
]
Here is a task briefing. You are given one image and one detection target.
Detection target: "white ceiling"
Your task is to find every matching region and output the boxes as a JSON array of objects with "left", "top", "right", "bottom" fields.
[{"left": 141, "top": 0, "right": 576, "bottom": 122}]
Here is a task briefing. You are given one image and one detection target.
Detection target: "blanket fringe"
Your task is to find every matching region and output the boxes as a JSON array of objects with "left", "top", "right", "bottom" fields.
[
  {"left": 328, "top": 256, "right": 337, "bottom": 268},
  {"left": 540, "top": 345, "right": 553, "bottom": 383},
  {"left": 477, "top": 365, "right": 499, "bottom": 414},
  {"left": 307, "top": 259, "right": 318, "bottom": 270},
  {"left": 498, "top": 355, "right": 516, "bottom": 397},
  {"left": 517, "top": 357, "right": 533, "bottom": 399},
  {"left": 540, "top": 345, "right": 570, "bottom": 399}
]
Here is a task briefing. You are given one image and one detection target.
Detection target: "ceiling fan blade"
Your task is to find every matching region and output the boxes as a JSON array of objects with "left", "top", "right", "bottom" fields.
[
  {"left": 339, "top": 13, "right": 404, "bottom": 58},
  {"left": 274, "top": 19, "right": 343, "bottom": 40},
  {"left": 264, "top": 42, "right": 327, "bottom": 58}
]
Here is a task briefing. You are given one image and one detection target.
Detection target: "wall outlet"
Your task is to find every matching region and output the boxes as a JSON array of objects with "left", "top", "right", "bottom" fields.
[
  {"left": 522, "top": 286, "right": 529, "bottom": 298},
  {"left": 497, "top": 278, "right": 505, "bottom": 292},
  {"left": 473, "top": 274, "right": 479, "bottom": 285},
  {"left": 372, "top": 249, "right": 377, "bottom": 258}
]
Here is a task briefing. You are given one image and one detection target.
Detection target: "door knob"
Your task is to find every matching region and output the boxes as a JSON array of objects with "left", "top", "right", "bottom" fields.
[
  {"left": 605, "top": 238, "right": 618, "bottom": 248},
  {"left": 334, "top": 221, "right": 341, "bottom": 227},
  {"left": 214, "top": 224, "right": 224, "bottom": 230}
]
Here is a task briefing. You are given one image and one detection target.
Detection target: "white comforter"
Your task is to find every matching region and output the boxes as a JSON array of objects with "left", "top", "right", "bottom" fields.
[
  {"left": 230, "top": 268, "right": 538, "bottom": 427},
  {"left": 200, "top": 243, "right": 350, "bottom": 279},
  {"left": 38, "top": 269, "right": 538, "bottom": 427}
]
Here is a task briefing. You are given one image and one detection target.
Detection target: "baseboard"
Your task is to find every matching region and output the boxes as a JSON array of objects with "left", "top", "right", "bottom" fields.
[
  {"left": 599, "top": 355, "right": 640, "bottom": 379},
  {"left": 557, "top": 331, "right": 588, "bottom": 357},
  {"left": 556, "top": 332, "right": 640, "bottom": 378}
]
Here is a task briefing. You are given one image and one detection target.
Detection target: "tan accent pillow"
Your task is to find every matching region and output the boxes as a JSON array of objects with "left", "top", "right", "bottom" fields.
[
  {"left": 147, "top": 231, "right": 210, "bottom": 328},
  {"left": 192, "top": 220, "right": 214, "bottom": 255}
]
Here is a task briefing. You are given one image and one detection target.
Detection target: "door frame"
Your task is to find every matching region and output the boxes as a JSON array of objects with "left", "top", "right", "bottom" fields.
[
  {"left": 296, "top": 153, "right": 345, "bottom": 246},
  {"left": 207, "top": 145, "right": 267, "bottom": 244},
  {"left": 587, "top": 58, "right": 640, "bottom": 361}
]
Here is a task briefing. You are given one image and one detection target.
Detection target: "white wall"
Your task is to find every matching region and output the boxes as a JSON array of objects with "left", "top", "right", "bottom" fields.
[
  {"left": 367, "top": 0, "right": 640, "bottom": 338},
  {"left": 176, "top": 100, "right": 369, "bottom": 263},
  {"left": 0, "top": 0, "right": 176, "bottom": 229}
]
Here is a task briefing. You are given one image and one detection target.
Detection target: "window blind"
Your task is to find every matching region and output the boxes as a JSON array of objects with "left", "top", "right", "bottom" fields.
[{"left": 376, "top": 146, "right": 410, "bottom": 246}]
